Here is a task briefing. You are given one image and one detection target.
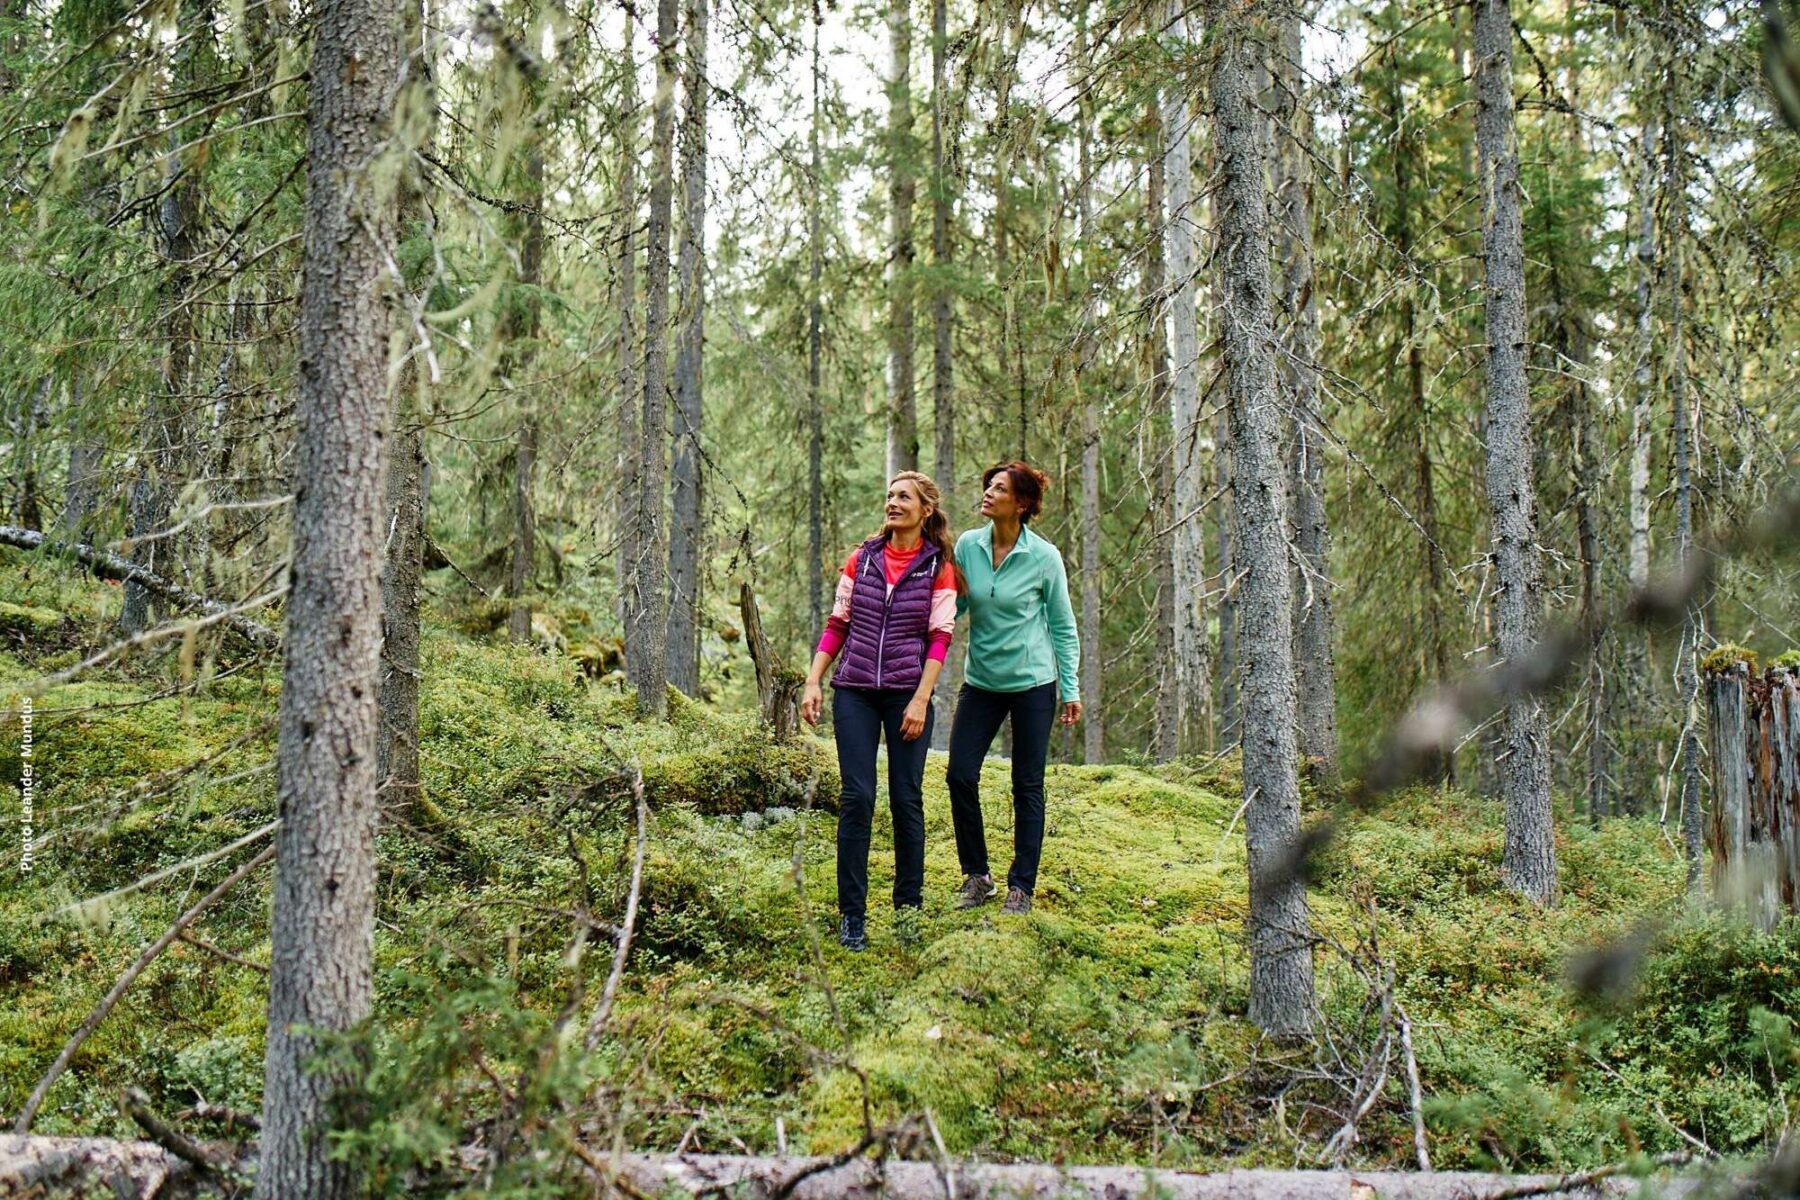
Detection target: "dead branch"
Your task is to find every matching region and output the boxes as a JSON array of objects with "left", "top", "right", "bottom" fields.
[
  {"left": 13, "top": 843, "right": 277, "bottom": 1133},
  {"left": 0, "top": 524, "right": 281, "bottom": 649}
]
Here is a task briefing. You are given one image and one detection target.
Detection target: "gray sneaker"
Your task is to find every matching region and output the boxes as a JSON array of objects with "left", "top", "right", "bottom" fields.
[
  {"left": 956, "top": 874, "right": 997, "bottom": 910},
  {"left": 1000, "top": 887, "right": 1032, "bottom": 915}
]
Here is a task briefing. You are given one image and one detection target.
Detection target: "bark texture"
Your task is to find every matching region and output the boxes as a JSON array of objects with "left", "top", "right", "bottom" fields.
[
  {"left": 1665, "top": 97, "right": 1704, "bottom": 888},
  {"left": 616, "top": 13, "right": 641, "bottom": 634},
  {"left": 1274, "top": 9, "right": 1335, "bottom": 792},
  {"left": 928, "top": 0, "right": 958, "bottom": 751},
  {"left": 628, "top": 0, "right": 679, "bottom": 718},
  {"left": 1076, "top": 19, "right": 1103, "bottom": 764},
  {"left": 885, "top": 0, "right": 917, "bottom": 477},
  {"left": 256, "top": 0, "right": 400, "bottom": 1190},
  {"left": 1209, "top": 8, "right": 1313, "bottom": 1037},
  {"left": 807, "top": 2, "right": 825, "bottom": 637},
  {"left": 1474, "top": 0, "right": 1555, "bottom": 906},
  {"left": 1146, "top": 101, "right": 1178, "bottom": 766},
  {"left": 1163, "top": 4, "right": 1208, "bottom": 758},
  {"left": 667, "top": 0, "right": 709, "bottom": 697},
  {"left": 504, "top": 150, "right": 543, "bottom": 646}
]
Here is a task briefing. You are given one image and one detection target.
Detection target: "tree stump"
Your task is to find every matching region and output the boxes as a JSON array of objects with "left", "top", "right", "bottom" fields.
[{"left": 738, "top": 582, "right": 802, "bottom": 743}]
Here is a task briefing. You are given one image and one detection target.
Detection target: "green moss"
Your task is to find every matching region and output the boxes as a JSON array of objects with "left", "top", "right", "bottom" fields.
[
  {"left": 0, "top": 601, "right": 64, "bottom": 638},
  {"left": 1702, "top": 643, "right": 1759, "bottom": 673},
  {"left": 1772, "top": 649, "right": 1800, "bottom": 670}
]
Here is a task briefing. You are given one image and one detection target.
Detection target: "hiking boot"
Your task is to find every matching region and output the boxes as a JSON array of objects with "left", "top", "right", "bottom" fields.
[
  {"left": 956, "top": 874, "right": 997, "bottom": 910},
  {"left": 839, "top": 914, "right": 867, "bottom": 952},
  {"left": 894, "top": 905, "right": 924, "bottom": 946},
  {"left": 1000, "top": 887, "right": 1032, "bottom": 915}
]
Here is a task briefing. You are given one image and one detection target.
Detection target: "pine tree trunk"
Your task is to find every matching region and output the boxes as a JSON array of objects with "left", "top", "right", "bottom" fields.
[
  {"left": 1209, "top": 7, "right": 1313, "bottom": 1036},
  {"left": 1163, "top": 3, "right": 1208, "bottom": 758},
  {"left": 928, "top": 0, "right": 958, "bottom": 751},
  {"left": 61, "top": 398, "right": 103, "bottom": 543},
  {"left": 378, "top": 11, "right": 432, "bottom": 813},
  {"left": 1076, "top": 12, "right": 1103, "bottom": 764},
  {"left": 505, "top": 149, "right": 544, "bottom": 645},
  {"left": 255, "top": 0, "right": 399, "bottom": 1190},
  {"left": 1474, "top": 0, "right": 1555, "bottom": 906},
  {"left": 122, "top": 130, "right": 201, "bottom": 634},
  {"left": 1389, "top": 83, "right": 1452, "bottom": 787},
  {"left": 667, "top": 0, "right": 709, "bottom": 697},
  {"left": 1147, "top": 100, "right": 1178, "bottom": 766},
  {"left": 1274, "top": 8, "right": 1336, "bottom": 793},
  {"left": 1666, "top": 103, "right": 1704, "bottom": 889},
  {"left": 807, "top": 2, "right": 825, "bottom": 638},
  {"left": 615, "top": 14, "right": 641, "bottom": 636},
  {"left": 628, "top": 0, "right": 678, "bottom": 719},
  {"left": 1214, "top": 405, "right": 1238, "bottom": 750},
  {"left": 885, "top": 0, "right": 917, "bottom": 477}
]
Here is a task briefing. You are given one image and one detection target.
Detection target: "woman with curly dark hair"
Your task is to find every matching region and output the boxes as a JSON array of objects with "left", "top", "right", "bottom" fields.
[{"left": 945, "top": 461, "right": 1082, "bottom": 916}]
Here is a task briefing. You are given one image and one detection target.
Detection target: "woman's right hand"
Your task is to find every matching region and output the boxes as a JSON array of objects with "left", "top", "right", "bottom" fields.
[{"left": 801, "top": 680, "right": 823, "bottom": 726}]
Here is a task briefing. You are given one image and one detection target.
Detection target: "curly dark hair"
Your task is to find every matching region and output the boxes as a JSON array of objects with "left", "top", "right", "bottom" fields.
[{"left": 981, "top": 460, "right": 1051, "bottom": 523}]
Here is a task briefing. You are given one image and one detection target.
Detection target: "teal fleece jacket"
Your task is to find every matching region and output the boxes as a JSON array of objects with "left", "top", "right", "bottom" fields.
[{"left": 953, "top": 523, "right": 1081, "bottom": 703}]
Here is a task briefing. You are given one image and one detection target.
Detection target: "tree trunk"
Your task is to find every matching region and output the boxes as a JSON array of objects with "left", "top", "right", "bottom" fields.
[
  {"left": 504, "top": 145, "right": 544, "bottom": 646},
  {"left": 256, "top": 0, "right": 399, "bottom": 1189},
  {"left": 1076, "top": 12, "right": 1103, "bottom": 765},
  {"left": 1215, "top": 406, "right": 1238, "bottom": 750},
  {"left": 1274, "top": 8, "right": 1335, "bottom": 793},
  {"left": 1474, "top": 0, "right": 1555, "bottom": 906},
  {"left": 378, "top": 6, "right": 432, "bottom": 814},
  {"left": 885, "top": 0, "right": 917, "bottom": 477},
  {"left": 1147, "top": 100, "right": 1178, "bottom": 766},
  {"left": 60, "top": 397, "right": 104, "bottom": 543},
  {"left": 667, "top": 0, "right": 710, "bottom": 697},
  {"left": 1666, "top": 98, "right": 1704, "bottom": 890},
  {"left": 122, "top": 134, "right": 201, "bottom": 635},
  {"left": 928, "top": 0, "right": 958, "bottom": 751},
  {"left": 616, "top": 13, "right": 641, "bottom": 636},
  {"left": 1208, "top": 5, "right": 1313, "bottom": 1037},
  {"left": 1389, "top": 75, "right": 1452, "bottom": 787},
  {"left": 628, "top": 0, "right": 679, "bottom": 719},
  {"left": 807, "top": 1, "right": 825, "bottom": 638},
  {"left": 1164, "top": 2, "right": 1208, "bottom": 758}
]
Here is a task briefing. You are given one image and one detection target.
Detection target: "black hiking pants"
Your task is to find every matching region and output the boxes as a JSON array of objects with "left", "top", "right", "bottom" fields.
[
  {"left": 833, "top": 685, "right": 933, "bottom": 918},
  {"left": 945, "top": 681, "right": 1058, "bottom": 895}
]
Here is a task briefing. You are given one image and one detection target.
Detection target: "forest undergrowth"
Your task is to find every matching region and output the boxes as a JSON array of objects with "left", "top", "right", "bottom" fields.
[{"left": 4, "top": 547, "right": 1798, "bottom": 1194}]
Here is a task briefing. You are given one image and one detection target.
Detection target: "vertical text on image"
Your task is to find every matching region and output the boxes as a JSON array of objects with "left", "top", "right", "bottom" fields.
[{"left": 17, "top": 695, "right": 32, "bottom": 874}]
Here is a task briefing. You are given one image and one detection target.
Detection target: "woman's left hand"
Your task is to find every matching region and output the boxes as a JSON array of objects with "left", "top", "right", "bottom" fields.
[
  {"left": 1059, "top": 701, "right": 1083, "bottom": 727},
  {"left": 901, "top": 695, "right": 930, "bottom": 740}
]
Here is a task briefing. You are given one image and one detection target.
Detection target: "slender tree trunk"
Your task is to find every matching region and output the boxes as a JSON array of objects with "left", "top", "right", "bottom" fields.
[
  {"left": 1076, "top": 12, "right": 1103, "bottom": 764},
  {"left": 1209, "top": 6, "right": 1312, "bottom": 1036},
  {"left": 1163, "top": 3, "right": 1208, "bottom": 758},
  {"left": 1666, "top": 100, "right": 1704, "bottom": 888},
  {"left": 1147, "top": 101, "right": 1178, "bottom": 766},
  {"left": 1215, "top": 405, "right": 1238, "bottom": 749},
  {"left": 122, "top": 129, "right": 201, "bottom": 634},
  {"left": 1474, "top": 0, "right": 1555, "bottom": 906},
  {"left": 807, "top": 1, "right": 825, "bottom": 637},
  {"left": 929, "top": 0, "right": 958, "bottom": 751},
  {"left": 616, "top": 14, "right": 641, "bottom": 636},
  {"left": 885, "top": 0, "right": 917, "bottom": 477},
  {"left": 667, "top": 0, "right": 710, "bottom": 696},
  {"left": 379, "top": 0, "right": 433, "bottom": 813},
  {"left": 628, "top": 0, "right": 679, "bottom": 718},
  {"left": 1389, "top": 79, "right": 1452, "bottom": 786},
  {"left": 1274, "top": 8, "right": 1335, "bottom": 793},
  {"left": 504, "top": 144, "right": 543, "bottom": 645},
  {"left": 255, "top": 0, "right": 399, "bottom": 1190},
  {"left": 1622, "top": 112, "right": 1657, "bottom": 818},
  {"left": 61, "top": 388, "right": 104, "bottom": 543}
]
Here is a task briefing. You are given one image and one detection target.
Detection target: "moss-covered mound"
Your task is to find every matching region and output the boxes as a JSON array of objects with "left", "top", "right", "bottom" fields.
[{"left": 2, "top": 550, "right": 1797, "bottom": 1191}]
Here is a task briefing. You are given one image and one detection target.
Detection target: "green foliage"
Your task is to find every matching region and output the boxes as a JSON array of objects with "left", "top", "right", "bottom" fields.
[{"left": 1702, "top": 643, "right": 1760, "bottom": 673}]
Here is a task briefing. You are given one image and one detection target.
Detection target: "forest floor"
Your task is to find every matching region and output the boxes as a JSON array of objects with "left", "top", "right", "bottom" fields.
[{"left": 2, "top": 546, "right": 1798, "bottom": 1192}]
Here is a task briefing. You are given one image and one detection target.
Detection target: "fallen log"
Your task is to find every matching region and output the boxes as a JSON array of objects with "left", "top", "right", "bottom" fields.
[
  {"left": 0, "top": 1138, "right": 1719, "bottom": 1200},
  {"left": 0, "top": 525, "right": 281, "bottom": 650}
]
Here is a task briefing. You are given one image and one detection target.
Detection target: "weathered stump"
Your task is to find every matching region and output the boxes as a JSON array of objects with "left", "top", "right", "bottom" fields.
[
  {"left": 738, "top": 582, "right": 803, "bottom": 743},
  {"left": 1704, "top": 661, "right": 1800, "bottom": 929}
]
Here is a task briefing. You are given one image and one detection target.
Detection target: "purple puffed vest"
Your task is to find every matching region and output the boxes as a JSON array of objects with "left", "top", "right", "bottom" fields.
[{"left": 831, "top": 534, "right": 942, "bottom": 692}]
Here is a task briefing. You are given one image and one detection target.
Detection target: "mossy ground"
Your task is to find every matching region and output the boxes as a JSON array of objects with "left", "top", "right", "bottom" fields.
[{"left": 3, "top": 546, "right": 1798, "bottom": 1191}]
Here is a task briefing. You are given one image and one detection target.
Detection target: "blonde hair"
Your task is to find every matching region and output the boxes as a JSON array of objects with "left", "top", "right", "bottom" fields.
[{"left": 887, "top": 470, "right": 965, "bottom": 594}]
